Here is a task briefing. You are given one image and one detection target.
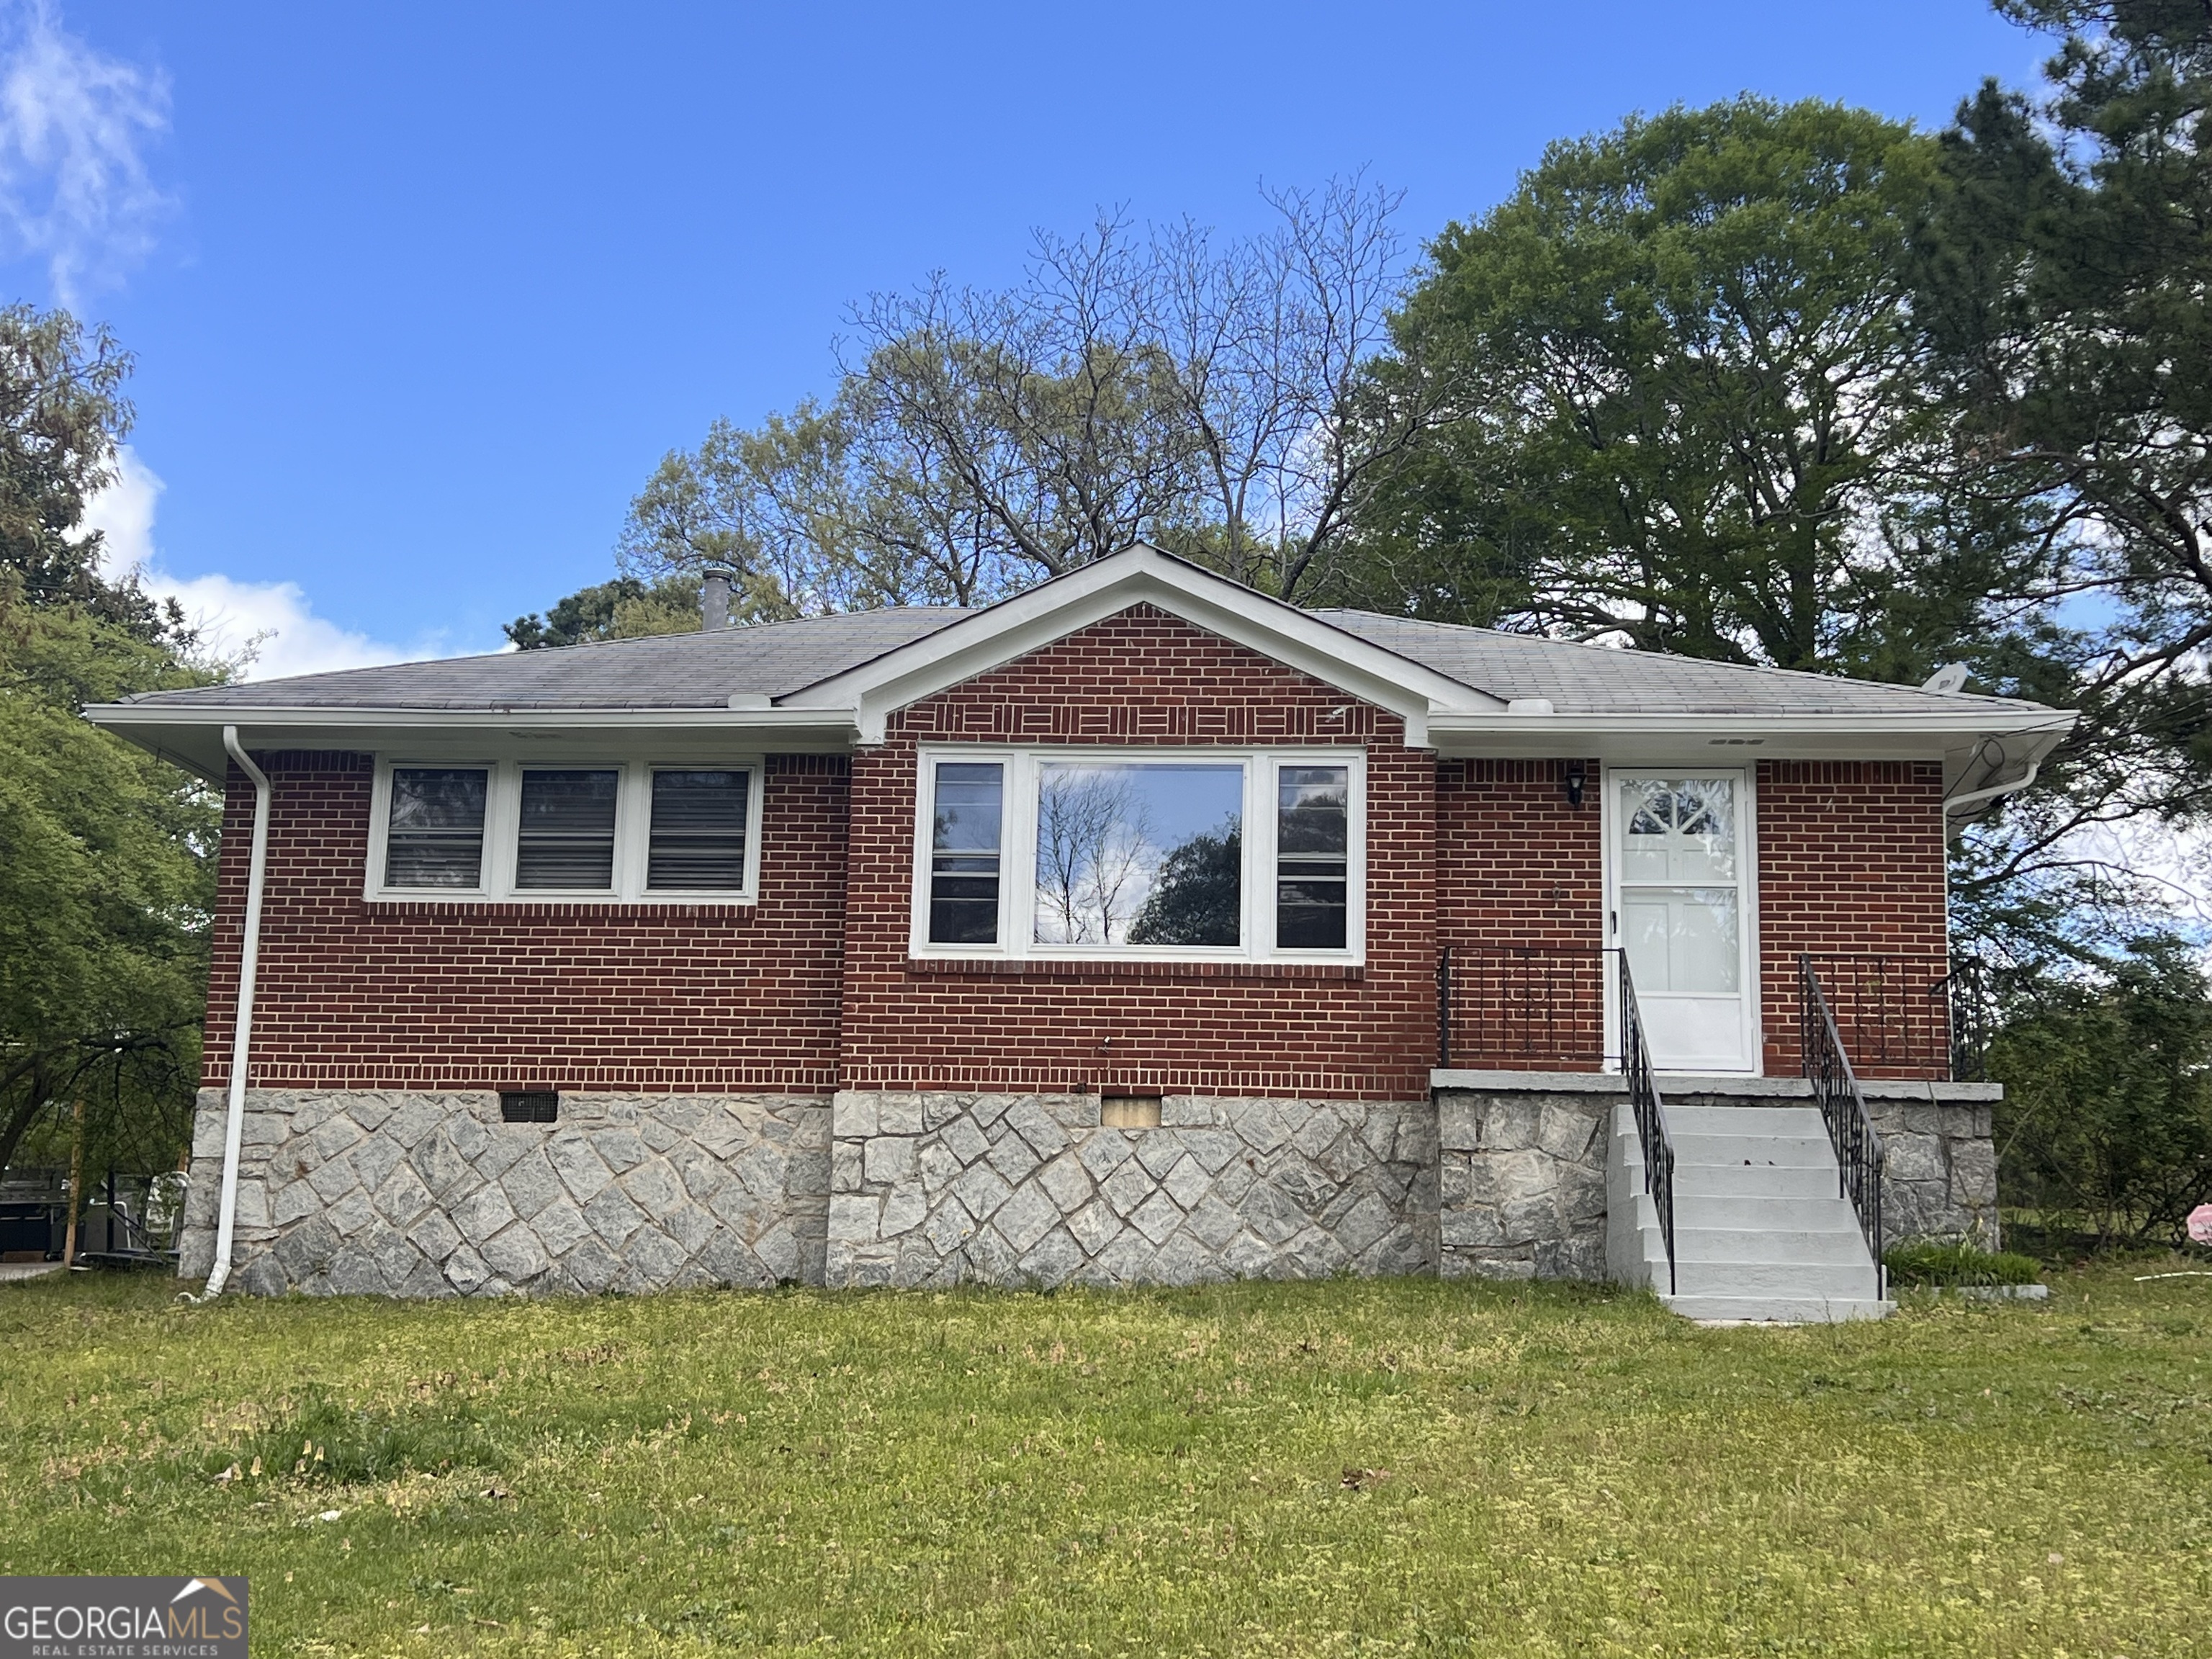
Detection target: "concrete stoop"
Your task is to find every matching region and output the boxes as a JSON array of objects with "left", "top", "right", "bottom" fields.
[{"left": 1608, "top": 1101, "right": 1893, "bottom": 1325}]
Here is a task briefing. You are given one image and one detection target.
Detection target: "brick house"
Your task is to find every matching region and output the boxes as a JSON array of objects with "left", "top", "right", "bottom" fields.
[{"left": 88, "top": 545, "right": 2067, "bottom": 1319}]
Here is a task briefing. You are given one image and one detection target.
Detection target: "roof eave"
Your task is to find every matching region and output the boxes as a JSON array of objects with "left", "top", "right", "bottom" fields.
[
  {"left": 83, "top": 701, "right": 866, "bottom": 778},
  {"left": 1427, "top": 706, "right": 2077, "bottom": 762}
]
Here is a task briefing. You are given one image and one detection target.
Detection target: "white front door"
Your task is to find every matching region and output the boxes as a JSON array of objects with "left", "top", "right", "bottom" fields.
[{"left": 1609, "top": 771, "right": 1757, "bottom": 1073}]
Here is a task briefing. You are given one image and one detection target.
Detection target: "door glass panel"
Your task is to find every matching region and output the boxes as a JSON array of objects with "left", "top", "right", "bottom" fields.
[
  {"left": 1624, "top": 889, "right": 1740, "bottom": 994},
  {"left": 1619, "top": 778, "right": 1735, "bottom": 882},
  {"left": 1033, "top": 762, "right": 1244, "bottom": 946}
]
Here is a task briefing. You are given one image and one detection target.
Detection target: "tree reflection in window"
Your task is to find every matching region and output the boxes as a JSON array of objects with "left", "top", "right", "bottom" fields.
[{"left": 1033, "top": 763, "right": 1242, "bottom": 946}]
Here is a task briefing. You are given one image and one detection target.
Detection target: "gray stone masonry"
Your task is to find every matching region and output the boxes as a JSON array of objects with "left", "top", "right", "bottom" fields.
[
  {"left": 177, "top": 1090, "right": 830, "bottom": 1297},
  {"left": 174, "top": 1076, "right": 1998, "bottom": 1299},
  {"left": 824, "top": 1092, "right": 1437, "bottom": 1289},
  {"left": 1862, "top": 1097, "right": 2000, "bottom": 1249},
  {"left": 1434, "top": 1089, "right": 1610, "bottom": 1282},
  {"left": 1432, "top": 1073, "right": 2004, "bottom": 1275}
]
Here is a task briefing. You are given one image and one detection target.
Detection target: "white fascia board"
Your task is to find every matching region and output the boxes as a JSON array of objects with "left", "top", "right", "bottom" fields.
[
  {"left": 1428, "top": 707, "right": 2076, "bottom": 755},
  {"left": 777, "top": 546, "right": 1502, "bottom": 746},
  {"left": 84, "top": 702, "right": 860, "bottom": 778}
]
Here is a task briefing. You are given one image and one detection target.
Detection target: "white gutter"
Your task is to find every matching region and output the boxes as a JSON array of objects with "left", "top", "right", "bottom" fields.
[
  {"left": 1944, "top": 747, "right": 2044, "bottom": 817},
  {"left": 199, "top": 726, "right": 272, "bottom": 1298}
]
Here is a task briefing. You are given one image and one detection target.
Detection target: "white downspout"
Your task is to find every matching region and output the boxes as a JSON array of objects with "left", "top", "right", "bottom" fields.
[{"left": 199, "top": 726, "right": 272, "bottom": 1298}]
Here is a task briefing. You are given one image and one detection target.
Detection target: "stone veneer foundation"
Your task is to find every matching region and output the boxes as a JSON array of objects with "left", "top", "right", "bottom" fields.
[
  {"left": 176, "top": 1089, "right": 830, "bottom": 1297},
  {"left": 176, "top": 1080, "right": 2001, "bottom": 1296},
  {"left": 825, "top": 1092, "right": 1438, "bottom": 1288}
]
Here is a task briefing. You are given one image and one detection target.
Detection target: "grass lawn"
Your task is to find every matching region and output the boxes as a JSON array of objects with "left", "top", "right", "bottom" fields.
[{"left": 1, "top": 1266, "right": 2207, "bottom": 1656}]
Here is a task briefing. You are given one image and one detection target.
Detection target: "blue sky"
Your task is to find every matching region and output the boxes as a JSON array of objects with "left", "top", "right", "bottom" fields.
[{"left": 19, "top": 0, "right": 2044, "bottom": 675}]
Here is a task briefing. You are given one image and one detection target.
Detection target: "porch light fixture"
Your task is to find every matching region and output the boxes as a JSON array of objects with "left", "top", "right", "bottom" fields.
[{"left": 1564, "top": 759, "right": 1586, "bottom": 808}]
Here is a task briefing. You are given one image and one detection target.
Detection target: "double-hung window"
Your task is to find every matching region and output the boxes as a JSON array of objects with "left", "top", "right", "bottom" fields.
[
  {"left": 912, "top": 747, "right": 1364, "bottom": 962},
  {"left": 369, "top": 759, "right": 762, "bottom": 902}
]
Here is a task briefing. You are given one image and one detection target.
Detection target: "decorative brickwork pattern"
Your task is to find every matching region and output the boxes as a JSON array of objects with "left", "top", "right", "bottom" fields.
[
  {"left": 1755, "top": 760, "right": 1949, "bottom": 1078},
  {"left": 202, "top": 752, "right": 850, "bottom": 1093},
  {"left": 177, "top": 1089, "right": 830, "bottom": 1295},
  {"left": 824, "top": 1090, "right": 1437, "bottom": 1288},
  {"left": 1434, "top": 1088, "right": 1610, "bottom": 1280},
  {"left": 837, "top": 604, "right": 1438, "bottom": 1101}
]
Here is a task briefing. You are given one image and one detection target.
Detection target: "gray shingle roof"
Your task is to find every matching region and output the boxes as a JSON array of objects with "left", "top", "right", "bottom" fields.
[
  {"left": 116, "top": 608, "right": 972, "bottom": 711},
  {"left": 1313, "top": 611, "right": 2046, "bottom": 717},
  {"left": 112, "top": 595, "right": 2047, "bottom": 720}
]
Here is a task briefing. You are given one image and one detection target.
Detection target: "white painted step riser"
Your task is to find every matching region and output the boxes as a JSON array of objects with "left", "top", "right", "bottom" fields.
[
  {"left": 1676, "top": 1262, "right": 1881, "bottom": 1298},
  {"left": 1664, "top": 1106, "right": 1830, "bottom": 1136},
  {"left": 1666, "top": 1135, "right": 1837, "bottom": 1168},
  {"left": 1664, "top": 1296, "right": 1894, "bottom": 1323},
  {"left": 1677, "top": 1238, "right": 1869, "bottom": 1267},
  {"left": 1675, "top": 1195, "right": 1862, "bottom": 1229},
  {"left": 1674, "top": 1165, "right": 1842, "bottom": 1199}
]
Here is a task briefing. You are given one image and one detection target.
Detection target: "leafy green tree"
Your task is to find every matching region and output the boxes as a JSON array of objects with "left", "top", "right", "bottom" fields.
[
  {"left": 0, "top": 302, "right": 216, "bottom": 1185},
  {"left": 0, "top": 588, "right": 218, "bottom": 1182},
  {"left": 1915, "top": 0, "right": 2212, "bottom": 914},
  {"left": 1128, "top": 827, "right": 1242, "bottom": 947},
  {"left": 505, "top": 573, "right": 709, "bottom": 649},
  {"left": 1990, "top": 938, "right": 2212, "bottom": 1248},
  {"left": 617, "top": 181, "right": 1437, "bottom": 610},
  {"left": 1355, "top": 96, "right": 2046, "bottom": 683}
]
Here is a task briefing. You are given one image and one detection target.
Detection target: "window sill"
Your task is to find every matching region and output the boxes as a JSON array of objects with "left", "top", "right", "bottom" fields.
[{"left": 902, "top": 956, "right": 1364, "bottom": 981}]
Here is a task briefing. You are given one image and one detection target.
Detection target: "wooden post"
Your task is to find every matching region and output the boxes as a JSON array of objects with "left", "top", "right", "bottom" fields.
[{"left": 61, "top": 1100, "right": 85, "bottom": 1268}]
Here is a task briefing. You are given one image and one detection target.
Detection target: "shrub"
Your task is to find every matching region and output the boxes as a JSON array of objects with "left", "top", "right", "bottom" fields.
[
  {"left": 1883, "top": 1239, "right": 2043, "bottom": 1288},
  {"left": 1988, "top": 938, "right": 2212, "bottom": 1250}
]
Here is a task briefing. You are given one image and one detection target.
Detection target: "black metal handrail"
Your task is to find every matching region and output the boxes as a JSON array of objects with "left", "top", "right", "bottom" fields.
[
  {"left": 1617, "top": 950, "right": 1676, "bottom": 1296},
  {"left": 1799, "top": 953, "right": 1887, "bottom": 1298}
]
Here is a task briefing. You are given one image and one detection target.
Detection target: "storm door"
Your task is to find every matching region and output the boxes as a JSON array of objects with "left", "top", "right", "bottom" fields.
[{"left": 1609, "top": 773, "right": 1757, "bottom": 1073}]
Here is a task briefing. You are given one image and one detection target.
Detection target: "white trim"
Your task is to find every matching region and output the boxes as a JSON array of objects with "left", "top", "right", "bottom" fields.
[
  {"left": 908, "top": 744, "right": 1367, "bottom": 966},
  {"left": 364, "top": 756, "right": 764, "bottom": 904},
  {"left": 1602, "top": 766, "right": 1761, "bottom": 1076},
  {"left": 782, "top": 546, "right": 1496, "bottom": 745}
]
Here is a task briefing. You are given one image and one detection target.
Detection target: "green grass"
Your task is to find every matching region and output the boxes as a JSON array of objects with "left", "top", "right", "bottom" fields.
[
  {"left": 1884, "top": 1240, "right": 2045, "bottom": 1287},
  {"left": 2, "top": 1266, "right": 2208, "bottom": 1656}
]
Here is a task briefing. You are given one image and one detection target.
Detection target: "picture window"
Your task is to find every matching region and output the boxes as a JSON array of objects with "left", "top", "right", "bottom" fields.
[{"left": 912, "top": 747, "right": 1364, "bottom": 962}]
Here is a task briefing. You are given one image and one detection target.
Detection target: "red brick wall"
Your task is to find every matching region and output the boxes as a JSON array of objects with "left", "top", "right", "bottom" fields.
[
  {"left": 1755, "top": 760, "right": 1950, "bottom": 1079},
  {"left": 837, "top": 603, "right": 1438, "bottom": 1100},
  {"left": 194, "top": 634, "right": 1956, "bottom": 1096},
  {"left": 202, "top": 750, "right": 849, "bottom": 1093},
  {"left": 1435, "top": 759, "right": 1607, "bottom": 1069}
]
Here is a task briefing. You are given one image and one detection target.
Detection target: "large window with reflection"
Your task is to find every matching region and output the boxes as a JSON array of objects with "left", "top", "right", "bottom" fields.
[{"left": 913, "top": 748, "right": 1364, "bottom": 961}]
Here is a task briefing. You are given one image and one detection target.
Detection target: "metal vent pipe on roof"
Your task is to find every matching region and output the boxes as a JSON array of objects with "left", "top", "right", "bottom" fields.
[{"left": 701, "top": 566, "right": 734, "bottom": 631}]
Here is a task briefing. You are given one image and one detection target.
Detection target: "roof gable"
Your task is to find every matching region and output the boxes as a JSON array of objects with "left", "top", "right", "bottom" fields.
[{"left": 778, "top": 544, "right": 1501, "bottom": 745}]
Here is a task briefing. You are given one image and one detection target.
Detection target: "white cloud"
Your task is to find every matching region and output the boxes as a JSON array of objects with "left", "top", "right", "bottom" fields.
[
  {"left": 83, "top": 446, "right": 465, "bottom": 680},
  {"left": 0, "top": 0, "right": 171, "bottom": 307}
]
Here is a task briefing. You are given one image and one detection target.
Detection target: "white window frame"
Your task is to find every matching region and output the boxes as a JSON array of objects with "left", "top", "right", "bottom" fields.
[
  {"left": 365, "top": 757, "right": 765, "bottom": 904},
  {"left": 907, "top": 745, "right": 1367, "bottom": 964}
]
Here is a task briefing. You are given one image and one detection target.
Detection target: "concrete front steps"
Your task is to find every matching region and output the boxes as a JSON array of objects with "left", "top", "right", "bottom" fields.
[{"left": 1607, "top": 1101, "right": 1892, "bottom": 1324}]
